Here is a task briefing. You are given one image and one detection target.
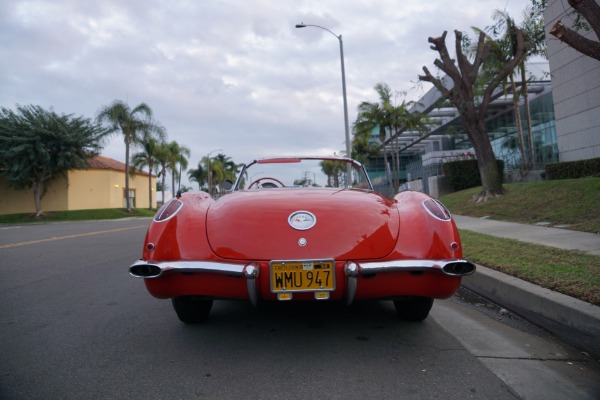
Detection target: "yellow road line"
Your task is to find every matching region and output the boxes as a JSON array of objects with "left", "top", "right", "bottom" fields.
[{"left": 0, "top": 225, "right": 147, "bottom": 249}]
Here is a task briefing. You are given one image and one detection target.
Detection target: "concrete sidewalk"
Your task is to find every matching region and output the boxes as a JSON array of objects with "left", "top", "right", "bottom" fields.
[
  {"left": 452, "top": 214, "right": 600, "bottom": 356},
  {"left": 453, "top": 215, "right": 600, "bottom": 256}
]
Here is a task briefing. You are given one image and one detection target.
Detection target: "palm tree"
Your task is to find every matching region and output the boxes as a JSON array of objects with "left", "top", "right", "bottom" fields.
[
  {"left": 154, "top": 142, "right": 172, "bottom": 205},
  {"left": 387, "top": 98, "right": 428, "bottom": 189},
  {"left": 355, "top": 100, "right": 390, "bottom": 185},
  {"left": 200, "top": 153, "right": 239, "bottom": 196},
  {"left": 515, "top": 7, "right": 547, "bottom": 166},
  {"left": 203, "top": 156, "right": 224, "bottom": 197},
  {"left": 131, "top": 122, "right": 166, "bottom": 210},
  {"left": 188, "top": 161, "right": 208, "bottom": 191},
  {"left": 320, "top": 160, "right": 344, "bottom": 187},
  {"left": 97, "top": 100, "right": 153, "bottom": 211},
  {"left": 131, "top": 138, "right": 159, "bottom": 210},
  {"left": 165, "top": 141, "right": 191, "bottom": 196},
  {"left": 483, "top": 7, "right": 548, "bottom": 169},
  {"left": 212, "top": 153, "right": 238, "bottom": 190},
  {"left": 355, "top": 83, "right": 410, "bottom": 192},
  {"left": 131, "top": 121, "right": 167, "bottom": 210},
  {"left": 351, "top": 129, "right": 380, "bottom": 164}
]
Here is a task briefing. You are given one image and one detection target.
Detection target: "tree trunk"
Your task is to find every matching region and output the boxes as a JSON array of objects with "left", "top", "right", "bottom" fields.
[
  {"left": 161, "top": 172, "right": 166, "bottom": 207},
  {"left": 171, "top": 170, "right": 176, "bottom": 199},
  {"left": 521, "top": 66, "right": 534, "bottom": 166},
  {"left": 466, "top": 119, "right": 505, "bottom": 201},
  {"left": 382, "top": 146, "right": 391, "bottom": 193},
  {"left": 510, "top": 77, "right": 527, "bottom": 169},
  {"left": 389, "top": 128, "right": 398, "bottom": 193},
  {"left": 33, "top": 180, "right": 43, "bottom": 217},
  {"left": 125, "top": 140, "right": 131, "bottom": 212},
  {"left": 148, "top": 161, "right": 153, "bottom": 211}
]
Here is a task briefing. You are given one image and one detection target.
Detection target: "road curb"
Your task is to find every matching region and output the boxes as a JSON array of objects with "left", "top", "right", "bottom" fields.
[{"left": 462, "top": 265, "right": 600, "bottom": 357}]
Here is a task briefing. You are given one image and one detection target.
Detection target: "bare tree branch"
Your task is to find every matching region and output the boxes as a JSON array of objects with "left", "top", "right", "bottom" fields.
[
  {"left": 550, "top": 0, "right": 600, "bottom": 61},
  {"left": 427, "top": 32, "right": 462, "bottom": 83},
  {"left": 568, "top": 0, "right": 600, "bottom": 39},
  {"left": 454, "top": 30, "right": 474, "bottom": 84},
  {"left": 418, "top": 66, "right": 453, "bottom": 100},
  {"left": 550, "top": 21, "right": 600, "bottom": 61}
]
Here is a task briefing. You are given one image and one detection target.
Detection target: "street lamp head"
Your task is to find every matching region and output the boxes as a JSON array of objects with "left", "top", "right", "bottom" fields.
[{"left": 295, "top": 23, "right": 306, "bottom": 28}]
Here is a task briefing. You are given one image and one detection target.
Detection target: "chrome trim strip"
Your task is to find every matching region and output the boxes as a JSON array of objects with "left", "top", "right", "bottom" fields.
[
  {"left": 129, "top": 259, "right": 246, "bottom": 278},
  {"left": 357, "top": 259, "right": 476, "bottom": 276}
]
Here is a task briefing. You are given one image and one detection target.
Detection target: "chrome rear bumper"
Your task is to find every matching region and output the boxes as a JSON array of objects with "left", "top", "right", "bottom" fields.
[
  {"left": 130, "top": 259, "right": 475, "bottom": 279},
  {"left": 130, "top": 258, "right": 476, "bottom": 306}
]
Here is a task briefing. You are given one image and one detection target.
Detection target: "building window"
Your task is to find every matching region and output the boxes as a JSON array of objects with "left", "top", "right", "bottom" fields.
[{"left": 124, "top": 189, "right": 136, "bottom": 208}]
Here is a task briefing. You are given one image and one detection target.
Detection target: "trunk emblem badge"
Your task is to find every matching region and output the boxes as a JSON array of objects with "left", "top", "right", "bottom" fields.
[{"left": 288, "top": 211, "right": 316, "bottom": 230}]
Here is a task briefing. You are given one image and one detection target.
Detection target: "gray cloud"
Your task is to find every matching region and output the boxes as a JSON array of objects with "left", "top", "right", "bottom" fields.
[{"left": 0, "top": 0, "right": 527, "bottom": 188}]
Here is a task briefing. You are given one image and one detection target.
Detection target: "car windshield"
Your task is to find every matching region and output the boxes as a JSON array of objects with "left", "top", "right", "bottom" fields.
[{"left": 235, "top": 157, "right": 372, "bottom": 191}]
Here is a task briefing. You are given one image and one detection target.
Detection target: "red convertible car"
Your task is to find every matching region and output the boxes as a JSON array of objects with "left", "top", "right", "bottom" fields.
[{"left": 130, "top": 157, "right": 475, "bottom": 323}]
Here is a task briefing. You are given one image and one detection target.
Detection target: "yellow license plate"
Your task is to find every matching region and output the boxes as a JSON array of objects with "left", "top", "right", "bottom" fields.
[{"left": 270, "top": 260, "right": 335, "bottom": 293}]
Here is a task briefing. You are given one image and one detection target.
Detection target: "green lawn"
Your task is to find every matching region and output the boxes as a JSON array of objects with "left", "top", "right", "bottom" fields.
[
  {"left": 440, "top": 178, "right": 600, "bottom": 305},
  {"left": 458, "top": 230, "right": 600, "bottom": 305},
  {"left": 440, "top": 178, "right": 600, "bottom": 234}
]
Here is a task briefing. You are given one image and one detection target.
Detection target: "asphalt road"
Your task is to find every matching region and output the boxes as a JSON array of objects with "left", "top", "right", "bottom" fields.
[{"left": 1, "top": 219, "right": 599, "bottom": 399}]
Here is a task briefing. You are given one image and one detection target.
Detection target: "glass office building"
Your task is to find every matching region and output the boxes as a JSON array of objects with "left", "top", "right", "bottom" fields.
[
  {"left": 455, "top": 91, "right": 558, "bottom": 170},
  {"left": 363, "top": 71, "right": 558, "bottom": 194}
]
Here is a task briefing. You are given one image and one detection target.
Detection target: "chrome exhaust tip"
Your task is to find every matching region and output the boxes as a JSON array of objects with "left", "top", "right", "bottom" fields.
[
  {"left": 129, "top": 263, "right": 162, "bottom": 278},
  {"left": 442, "top": 261, "right": 476, "bottom": 276}
]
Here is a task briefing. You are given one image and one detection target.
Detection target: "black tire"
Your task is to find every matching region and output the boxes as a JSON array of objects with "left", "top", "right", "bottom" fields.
[
  {"left": 171, "top": 296, "right": 213, "bottom": 323},
  {"left": 393, "top": 297, "right": 434, "bottom": 322}
]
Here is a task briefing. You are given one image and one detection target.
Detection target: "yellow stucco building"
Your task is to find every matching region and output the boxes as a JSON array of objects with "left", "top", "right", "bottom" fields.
[{"left": 0, "top": 155, "right": 157, "bottom": 215}]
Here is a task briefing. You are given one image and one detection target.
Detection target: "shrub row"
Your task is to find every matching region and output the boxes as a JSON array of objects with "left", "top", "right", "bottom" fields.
[
  {"left": 545, "top": 158, "right": 600, "bottom": 180},
  {"left": 442, "top": 159, "right": 504, "bottom": 191}
]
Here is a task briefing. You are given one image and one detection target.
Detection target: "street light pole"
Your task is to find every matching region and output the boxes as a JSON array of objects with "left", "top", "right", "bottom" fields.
[{"left": 295, "top": 23, "right": 352, "bottom": 185}]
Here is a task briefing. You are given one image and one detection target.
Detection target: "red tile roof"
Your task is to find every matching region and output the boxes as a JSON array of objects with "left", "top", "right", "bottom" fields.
[{"left": 85, "top": 155, "right": 154, "bottom": 177}]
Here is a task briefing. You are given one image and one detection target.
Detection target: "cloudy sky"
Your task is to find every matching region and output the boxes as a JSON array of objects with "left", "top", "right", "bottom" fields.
[{"left": 1, "top": 0, "right": 528, "bottom": 189}]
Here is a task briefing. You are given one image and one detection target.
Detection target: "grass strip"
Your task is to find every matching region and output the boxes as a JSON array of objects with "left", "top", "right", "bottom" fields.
[
  {"left": 0, "top": 208, "right": 156, "bottom": 224},
  {"left": 460, "top": 229, "right": 600, "bottom": 306}
]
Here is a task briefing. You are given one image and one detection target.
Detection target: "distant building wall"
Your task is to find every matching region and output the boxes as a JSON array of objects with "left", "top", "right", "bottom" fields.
[
  {"left": 545, "top": 0, "right": 600, "bottom": 161},
  {"left": 0, "top": 176, "right": 68, "bottom": 215},
  {"left": 67, "top": 169, "right": 155, "bottom": 210},
  {"left": 0, "top": 164, "right": 156, "bottom": 215},
  {"left": 67, "top": 169, "right": 115, "bottom": 210}
]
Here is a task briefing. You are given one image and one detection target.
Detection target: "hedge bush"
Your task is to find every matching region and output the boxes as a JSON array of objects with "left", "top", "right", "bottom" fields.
[
  {"left": 545, "top": 158, "right": 600, "bottom": 180},
  {"left": 442, "top": 159, "right": 504, "bottom": 191}
]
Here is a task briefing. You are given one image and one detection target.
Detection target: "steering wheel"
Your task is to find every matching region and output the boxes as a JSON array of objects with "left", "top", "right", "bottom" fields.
[{"left": 248, "top": 177, "right": 285, "bottom": 189}]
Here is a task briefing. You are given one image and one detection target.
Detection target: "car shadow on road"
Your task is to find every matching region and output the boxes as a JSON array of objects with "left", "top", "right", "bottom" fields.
[{"left": 171, "top": 299, "right": 442, "bottom": 350}]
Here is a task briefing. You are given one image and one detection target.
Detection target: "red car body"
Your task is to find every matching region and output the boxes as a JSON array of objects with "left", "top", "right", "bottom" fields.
[{"left": 130, "top": 157, "right": 475, "bottom": 323}]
